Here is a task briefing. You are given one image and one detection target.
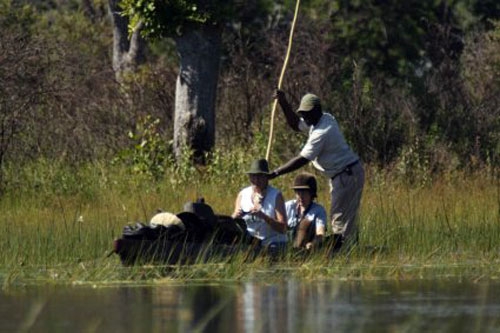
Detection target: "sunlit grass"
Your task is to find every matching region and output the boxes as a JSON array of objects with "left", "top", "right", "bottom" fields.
[{"left": 1, "top": 160, "right": 499, "bottom": 287}]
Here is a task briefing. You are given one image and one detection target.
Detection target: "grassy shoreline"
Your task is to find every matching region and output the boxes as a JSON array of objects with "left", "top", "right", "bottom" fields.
[{"left": 1, "top": 163, "right": 499, "bottom": 287}]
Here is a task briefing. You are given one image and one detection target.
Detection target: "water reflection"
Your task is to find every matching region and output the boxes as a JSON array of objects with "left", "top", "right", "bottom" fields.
[{"left": 1, "top": 280, "right": 500, "bottom": 332}]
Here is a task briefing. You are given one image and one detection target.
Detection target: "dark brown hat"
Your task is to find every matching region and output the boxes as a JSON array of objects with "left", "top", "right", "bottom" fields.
[{"left": 292, "top": 172, "right": 317, "bottom": 197}]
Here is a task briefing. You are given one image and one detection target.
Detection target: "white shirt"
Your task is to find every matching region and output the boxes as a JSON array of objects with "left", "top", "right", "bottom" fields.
[
  {"left": 239, "top": 185, "right": 287, "bottom": 245},
  {"left": 299, "top": 113, "right": 359, "bottom": 178}
]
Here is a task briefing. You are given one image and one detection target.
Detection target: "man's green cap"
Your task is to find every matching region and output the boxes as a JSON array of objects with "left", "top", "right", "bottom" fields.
[{"left": 297, "top": 93, "right": 321, "bottom": 112}]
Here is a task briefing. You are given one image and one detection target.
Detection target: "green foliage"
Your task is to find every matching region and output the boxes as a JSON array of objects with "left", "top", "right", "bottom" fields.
[
  {"left": 120, "top": 0, "right": 233, "bottom": 39},
  {"left": 463, "top": 0, "right": 500, "bottom": 29},
  {"left": 395, "top": 137, "right": 433, "bottom": 187},
  {"left": 329, "top": 0, "right": 436, "bottom": 78},
  {"left": 461, "top": 20, "right": 500, "bottom": 166},
  {"left": 169, "top": 145, "right": 199, "bottom": 185},
  {"left": 203, "top": 148, "right": 248, "bottom": 186},
  {"left": 113, "top": 115, "right": 170, "bottom": 180},
  {"left": 0, "top": 0, "right": 37, "bottom": 30},
  {"left": 0, "top": 1, "right": 47, "bottom": 191},
  {"left": 329, "top": 61, "right": 412, "bottom": 165},
  {"left": 119, "top": 0, "right": 277, "bottom": 40},
  {"left": 1, "top": 0, "right": 500, "bottom": 184},
  {"left": 35, "top": 5, "right": 110, "bottom": 57}
]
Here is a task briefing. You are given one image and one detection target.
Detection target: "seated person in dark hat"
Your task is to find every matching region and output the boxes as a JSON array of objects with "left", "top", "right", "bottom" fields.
[
  {"left": 232, "top": 159, "right": 288, "bottom": 250},
  {"left": 286, "top": 172, "right": 327, "bottom": 250}
]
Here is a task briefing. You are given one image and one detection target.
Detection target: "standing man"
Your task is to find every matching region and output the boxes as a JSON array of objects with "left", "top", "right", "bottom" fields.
[{"left": 268, "top": 90, "right": 365, "bottom": 251}]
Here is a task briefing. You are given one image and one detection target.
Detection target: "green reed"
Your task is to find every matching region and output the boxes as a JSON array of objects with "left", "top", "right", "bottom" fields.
[{"left": 0, "top": 160, "right": 499, "bottom": 286}]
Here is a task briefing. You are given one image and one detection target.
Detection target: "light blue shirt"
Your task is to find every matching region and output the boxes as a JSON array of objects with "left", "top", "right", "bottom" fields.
[{"left": 285, "top": 200, "right": 327, "bottom": 236}]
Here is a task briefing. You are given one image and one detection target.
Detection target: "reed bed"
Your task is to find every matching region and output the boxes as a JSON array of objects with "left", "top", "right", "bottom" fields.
[{"left": 1, "top": 162, "right": 499, "bottom": 287}]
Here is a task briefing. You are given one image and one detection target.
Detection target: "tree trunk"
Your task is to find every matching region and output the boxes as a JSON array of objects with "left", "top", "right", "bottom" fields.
[
  {"left": 174, "top": 25, "right": 222, "bottom": 164},
  {"left": 108, "top": 0, "right": 145, "bottom": 81}
]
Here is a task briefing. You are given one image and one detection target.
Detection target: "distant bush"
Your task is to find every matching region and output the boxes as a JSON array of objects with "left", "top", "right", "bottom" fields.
[{"left": 1, "top": 1, "right": 500, "bottom": 195}]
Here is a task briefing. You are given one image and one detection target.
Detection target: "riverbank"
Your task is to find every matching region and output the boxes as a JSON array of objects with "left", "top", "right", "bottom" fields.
[{"left": 1, "top": 163, "right": 499, "bottom": 287}]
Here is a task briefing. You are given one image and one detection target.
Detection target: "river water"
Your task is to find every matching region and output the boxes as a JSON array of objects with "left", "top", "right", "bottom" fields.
[{"left": 2, "top": 279, "right": 499, "bottom": 332}]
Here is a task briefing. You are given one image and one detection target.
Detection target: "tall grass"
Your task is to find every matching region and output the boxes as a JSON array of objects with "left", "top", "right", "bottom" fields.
[{"left": 1, "top": 158, "right": 499, "bottom": 286}]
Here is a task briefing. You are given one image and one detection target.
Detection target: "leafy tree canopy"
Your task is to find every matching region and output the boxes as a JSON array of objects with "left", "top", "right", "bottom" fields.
[
  {"left": 328, "top": 0, "right": 449, "bottom": 78},
  {"left": 120, "top": 0, "right": 244, "bottom": 39}
]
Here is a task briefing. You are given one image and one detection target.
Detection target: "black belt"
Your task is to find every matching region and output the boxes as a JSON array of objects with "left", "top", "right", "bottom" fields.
[{"left": 331, "top": 160, "right": 359, "bottom": 180}]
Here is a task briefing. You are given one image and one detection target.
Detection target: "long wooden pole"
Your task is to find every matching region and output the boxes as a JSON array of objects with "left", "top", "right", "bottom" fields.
[{"left": 265, "top": 0, "right": 301, "bottom": 162}]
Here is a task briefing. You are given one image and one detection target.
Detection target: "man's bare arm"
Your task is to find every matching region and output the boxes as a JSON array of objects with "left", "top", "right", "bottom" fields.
[
  {"left": 269, "top": 156, "right": 310, "bottom": 179},
  {"left": 275, "top": 90, "right": 300, "bottom": 131}
]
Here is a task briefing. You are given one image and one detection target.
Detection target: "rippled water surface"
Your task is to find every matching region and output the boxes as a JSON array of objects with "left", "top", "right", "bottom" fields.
[{"left": 2, "top": 279, "right": 500, "bottom": 332}]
